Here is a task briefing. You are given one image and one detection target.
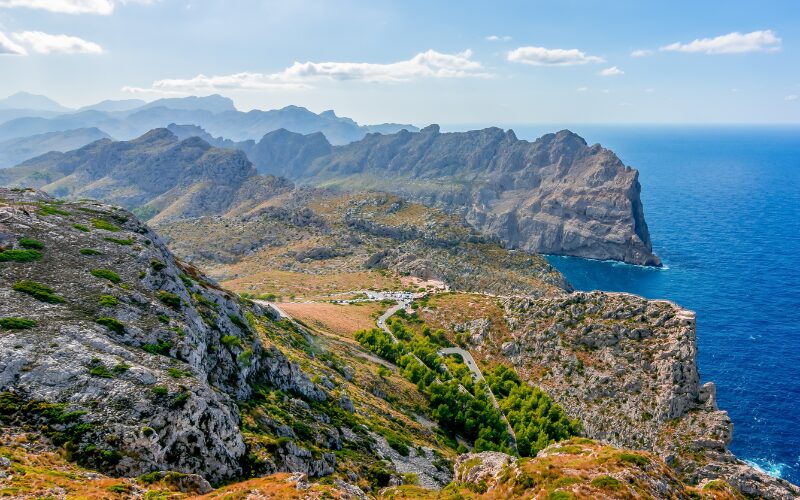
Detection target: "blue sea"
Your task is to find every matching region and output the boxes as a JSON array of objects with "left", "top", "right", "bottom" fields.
[{"left": 449, "top": 124, "right": 800, "bottom": 483}]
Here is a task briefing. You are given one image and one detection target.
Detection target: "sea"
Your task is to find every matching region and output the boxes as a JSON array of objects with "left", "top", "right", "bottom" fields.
[{"left": 447, "top": 124, "right": 800, "bottom": 483}]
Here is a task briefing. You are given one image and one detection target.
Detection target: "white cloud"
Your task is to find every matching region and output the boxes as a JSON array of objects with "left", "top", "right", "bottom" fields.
[
  {"left": 631, "top": 49, "right": 653, "bottom": 57},
  {"left": 12, "top": 31, "right": 102, "bottom": 54},
  {"left": 0, "top": 31, "right": 26, "bottom": 55},
  {"left": 600, "top": 66, "right": 624, "bottom": 76},
  {"left": 786, "top": 95, "right": 798, "bottom": 101},
  {"left": 125, "top": 49, "right": 489, "bottom": 93},
  {"left": 576, "top": 86, "right": 588, "bottom": 92},
  {"left": 0, "top": 0, "right": 114, "bottom": 14},
  {"left": 506, "top": 46, "right": 604, "bottom": 66},
  {"left": 486, "top": 35, "right": 511, "bottom": 42},
  {"left": 644, "top": 88, "right": 655, "bottom": 93},
  {"left": 660, "top": 30, "right": 781, "bottom": 54}
]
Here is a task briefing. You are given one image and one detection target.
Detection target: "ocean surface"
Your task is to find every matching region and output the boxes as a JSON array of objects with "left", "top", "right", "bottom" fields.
[{"left": 450, "top": 124, "right": 800, "bottom": 483}]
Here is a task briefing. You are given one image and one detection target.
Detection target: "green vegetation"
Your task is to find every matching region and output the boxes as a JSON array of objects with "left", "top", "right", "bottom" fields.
[
  {"left": 73, "top": 223, "right": 90, "bottom": 232},
  {"left": 618, "top": 452, "right": 650, "bottom": 467},
  {"left": 487, "top": 365, "right": 580, "bottom": 457},
  {"left": 142, "top": 340, "right": 172, "bottom": 356},
  {"left": 590, "top": 475, "right": 622, "bottom": 491},
  {"left": 91, "top": 218, "right": 120, "bottom": 232},
  {"left": 355, "top": 318, "right": 510, "bottom": 454},
  {"left": 90, "top": 268, "right": 121, "bottom": 284},
  {"left": 104, "top": 237, "right": 134, "bottom": 245},
  {"left": 12, "top": 280, "right": 65, "bottom": 303},
  {"left": 166, "top": 367, "right": 190, "bottom": 378},
  {"left": 150, "top": 259, "right": 166, "bottom": 271},
  {"left": 151, "top": 386, "right": 168, "bottom": 397},
  {"left": 38, "top": 205, "right": 71, "bottom": 216},
  {"left": 227, "top": 313, "right": 250, "bottom": 332},
  {"left": 0, "top": 317, "right": 36, "bottom": 330},
  {"left": 0, "top": 249, "right": 42, "bottom": 262},
  {"left": 96, "top": 317, "right": 125, "bottom": 334},
  {"left": 98, "top": 295, "right": 119, "bottom": 307},
  {"left": 18, "top": 238, "right": 44, "bottom": 249},
  {"left": 79, "top": 248, "right": 102, "bottom": 255},
  {"left": 221, "top": 335, "right": 242, "bottom": 348},
  {"left": 158, "top": 291, "right": 182, "bottom": 309},
  {"left": 132, "top": 205, "right": 158, "bottom": 221},
  {"left": 112, "top": 362, "right": 131, "bottom": 374},
  {"left": 89, "top": 363, "right": 114, "bottom": 378}
]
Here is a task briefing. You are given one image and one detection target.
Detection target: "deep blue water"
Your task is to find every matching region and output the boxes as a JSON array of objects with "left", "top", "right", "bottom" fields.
[{"left": 517, "top": 125, "right": 800, "bottom": 483}]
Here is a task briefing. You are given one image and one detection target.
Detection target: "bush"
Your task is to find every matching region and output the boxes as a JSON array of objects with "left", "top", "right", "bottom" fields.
[
  {"left": 0, "top": 249, "right": 42, "bottom": 262},
  {"left": 590, "top": 475, "right": 622, "bottom": 491},
  {"left": 91, "top": 218, "right": 120, "bottom": 232},
  {"left": 89, "top": 364, "right": 114, "bottom": 378},
  {"left": 221, "top": 335, "right": 242, "bottom": 348},
  {"left": 150, "top": 259, "right": 166, "bottom": 271},
  {"left": 12, "top": 281, "right": 64, "bottom": 303},
  {"left": 98, "top": 295, "right": 119, "bottom": 307},
  {"left": 96, "top": 317, "right": 125, "bottom": 334},
  {"left": 166, "top": 367, "right": 189, "bottom": 378},
  {"left": 142, "top": 340, "right": 172, "bottom": 356},
  {"left": 73, "top": 224, "right": 90, "bottom": 232},
  {"left": 151, "top": 386, "right": 168, "bottom": 397},
  {"left": 104, "top": 237, "right": 133, "bottom": 245},
  {"left": 618, "top": 452, "right": 650, "bottom": 467},
  {"left": 18, "top": 238, "right": 44, "bottom": 249},
  {"left": 112, "top": 363, "right": 130, "bottom": 374},
  {"left": 158, "top": 291, "right": 182, "bottom": 309},
  {"left": 80, "top": 248, "right": 102, "bottom": 255},
  {"left": 0, "top": 317, "right": 36, "bottom": 330},
  {"left": 91, "top": 268, "right": 121, "bottom": 284}
]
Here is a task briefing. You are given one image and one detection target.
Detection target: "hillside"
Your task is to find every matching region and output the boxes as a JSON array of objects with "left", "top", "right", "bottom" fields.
[
  {"left": 1, "top": 187, "right": 796, "bottom": 498},
  {"left": 0, "top": 129, "right": 293, "bottom": 222},
  {"left": 0, "top": 127, "right": 111, "bottom": 168}
]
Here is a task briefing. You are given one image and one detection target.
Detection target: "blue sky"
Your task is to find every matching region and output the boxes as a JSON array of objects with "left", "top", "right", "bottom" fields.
[{"left": 0, "top": 0, "right": 798, "bottom": 125}]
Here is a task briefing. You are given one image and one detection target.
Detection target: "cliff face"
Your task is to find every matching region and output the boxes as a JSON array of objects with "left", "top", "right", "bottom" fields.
[{"left": 265, "top": 126, "right": 660, "bottom": 266}]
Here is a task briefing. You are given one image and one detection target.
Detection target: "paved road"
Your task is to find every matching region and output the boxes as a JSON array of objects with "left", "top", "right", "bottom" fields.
[
  {"left": 253, "top": 299, "right": 292, "bottom": 320},
  {"left": 376, "top": 300, "right": 408, "bottom": 341}
]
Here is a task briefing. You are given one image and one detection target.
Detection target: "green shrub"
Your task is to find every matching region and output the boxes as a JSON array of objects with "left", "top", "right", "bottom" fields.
[
  {"left": 98, "top": 295, "right": 119, "bottom": 307},
  {"left": 618, "top": 453, "right": 650, "bottom": 467},
  {"left": 90, "top": 364, "right": 114, "bottom": 378},
  {"left": 221, "top": 335, "right": 242, "bottom": 348},
  {"left": 591, "top": 475, "right": 622, "bottom": 490},
  {"left": 142, "top": 340, "right": 172, "bottom": 356},
  {"left": 92, "top": 219, "right": 120, "bottom": 232},
  {"left": 80, "top": 248, "right": 102, "bottom": 255},
  {"left": 112, "top": 363, "right": 131, "bottom": 374},
  {"left": 96, "top": 317, "right": 125, "bottom": 334},
  {"left": 173, "top": 392, "right": 190, "bottom": 407},
  {"left": 0, "top": 249, "right": 42, "bottom": 262},
  {"left": 12, "top": 281, "right": 64, "bottom": 303},
  {"left": 166, "top": 367, "right": 189, "bottom": 378},
  {"left": 91, "top": 268, "right": 121, "bottom": 284},
  {"left": 104, "top": 237, "right": 133, "bottom": 245},
  {"left": 107, "top": 484, "right": 130, "bottom": 494},
  {"left": 38, "top": 205, "right": 70, "bottom": 216},
  {"left": 158, "top": 291, "right": 182, "bottom": 309},
  {"left": 73, "top": 223, "right": 90, "bottom": 232},
  {"left": 151, "top": 386, "right": 168, "bottom": 397},
  {"left": 228, "top": 313, "right": 250, "bottom": 332},
  {"left": 150, "top": 259, "right": 166, "bottom": 271},
  {"left": 0, "top": 318, "right": 36, "bottom": 330},
  {"left": 18, "top": 238, "right": 44, "bottom": 249}
]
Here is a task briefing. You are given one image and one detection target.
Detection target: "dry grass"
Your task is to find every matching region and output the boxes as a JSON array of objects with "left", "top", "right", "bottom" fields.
[
  {"left": 222, "top": 270, "right": 402, "bottom": 300},
  {"left": 278, "top": 301, "right": 385, "bottom": 337}
]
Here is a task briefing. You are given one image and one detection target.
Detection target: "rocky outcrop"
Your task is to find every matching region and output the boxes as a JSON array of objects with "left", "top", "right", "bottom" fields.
[
  {"left": 0, "top": 188, "right": 328, "bottom": 482},
  {"left": 491, "top": 292, "right": 799, "bottom": 498},
  {"left": 277, "top": 126, "right": 660, "bottom": 265}
]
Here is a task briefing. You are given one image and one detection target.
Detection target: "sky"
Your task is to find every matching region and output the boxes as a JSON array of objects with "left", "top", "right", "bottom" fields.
[{"left": 0, "top": 0, "right": 798, "bottom": 125}]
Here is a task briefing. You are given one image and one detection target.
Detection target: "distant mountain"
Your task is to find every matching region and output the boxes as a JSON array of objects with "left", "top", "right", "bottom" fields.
[
  {"left": 0, "top": 127, "right": 111, "bottom": 168},
  {"left": 0, "top": 129, "right": 292, "bottom": 221},
  {"left": 135, "top": 94, "right": 237, "bottom": 114},
  {"left": 0, "top": 96, "right": 417, "bottom": 144},
  {"left": 78, "top": 98, "right": 147, "bottom": 113},
  {"left": 0, "top": 91, "right": 71, "bottom": 112},
  {"left": 227, "top": 125, "right": 660, "bottom": 266}
]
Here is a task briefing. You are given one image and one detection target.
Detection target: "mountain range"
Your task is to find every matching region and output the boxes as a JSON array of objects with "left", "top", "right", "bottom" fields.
[{"left": 0, "top": 93, "right": 417, "bottom": 145}]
